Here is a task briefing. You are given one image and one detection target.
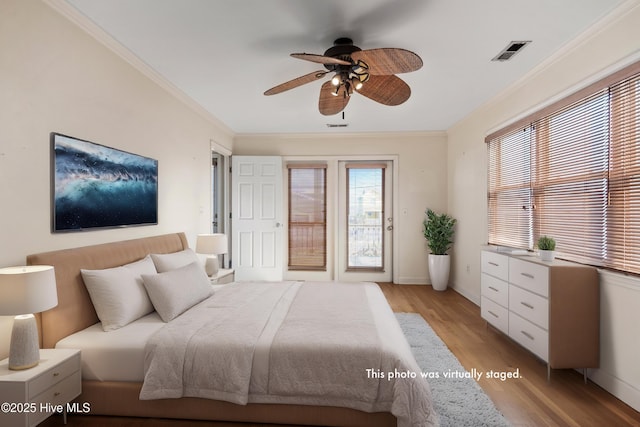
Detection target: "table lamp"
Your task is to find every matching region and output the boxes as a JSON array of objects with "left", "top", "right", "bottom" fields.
[
  {"left": 196, "top": 234, "right": 228, "bottom": 276},
  {"left": 0, "top": 265, "right": 58, "bottom": 370}
]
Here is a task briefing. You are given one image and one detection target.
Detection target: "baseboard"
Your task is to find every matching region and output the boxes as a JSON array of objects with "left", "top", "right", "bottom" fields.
[
  {"left": 397, "top": 277, "right": 429, "bottom": 285},
  {"left": 589, "top": 368, "right": 640, "bottom": 412},
  {"left": 450, "top": 283, "right": 480, "bottom": 306}
]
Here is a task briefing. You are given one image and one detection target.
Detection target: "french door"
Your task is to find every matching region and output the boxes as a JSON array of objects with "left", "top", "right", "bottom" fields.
[
  {"left": 230, "top": 156, "right": 393, "bottom": 283},
  {"left": 337, "top": 161, "right": 393, "bottom": 282}
]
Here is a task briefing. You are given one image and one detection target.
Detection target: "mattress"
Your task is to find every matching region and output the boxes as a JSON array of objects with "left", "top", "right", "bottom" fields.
[
  {"left": 56, "top": 283, "right": 228, "bottom": 381},
  {"left": 56, "top": 311, "right": 164, "bottom": 382}
]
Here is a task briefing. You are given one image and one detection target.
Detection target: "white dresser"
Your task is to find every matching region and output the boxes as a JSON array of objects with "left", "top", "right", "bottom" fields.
[
  {"left": 480, "top": 251, "right": 510, "bottom": 335},
  {"left": 481, "top": 249, "right": 599, "bottom": 379}
]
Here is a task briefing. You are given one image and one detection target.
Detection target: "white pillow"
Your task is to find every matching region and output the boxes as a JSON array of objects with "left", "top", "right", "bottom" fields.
[
  {"left": 150, "top": 248, "right": 200, "bottom": 272},
  {"left": 142, "top": 261, "right": 213, "bottom": 322},
  {"left": 81, "top": 255, "right": 157, "bottom": 331}
]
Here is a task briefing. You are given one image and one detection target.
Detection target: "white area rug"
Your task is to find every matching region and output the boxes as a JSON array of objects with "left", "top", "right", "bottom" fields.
[{"left": 396, "top": 312, "right": 511, "bottom": 427}]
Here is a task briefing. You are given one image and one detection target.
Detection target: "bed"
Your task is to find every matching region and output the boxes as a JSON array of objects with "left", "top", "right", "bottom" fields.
[{"left": 28, "top": 233, "right": 436, "bottom": 427}]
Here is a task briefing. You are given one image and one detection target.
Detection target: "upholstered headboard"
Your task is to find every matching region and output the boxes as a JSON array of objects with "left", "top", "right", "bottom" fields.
[{"left": 27, "top": 232, "right": 189, "bottom": 349}]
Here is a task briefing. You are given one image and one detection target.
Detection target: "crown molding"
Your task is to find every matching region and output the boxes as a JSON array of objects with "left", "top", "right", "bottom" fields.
[
  {"left": 234, "top": 130, "right": 447, "bottom": 141},
  {"left": 43, "top": 0, "right": 235, "bottom": 139},
  {"left": 487, "top": 0, "right": 640, "bottom": 109},
  {"left": 451, "top": 0, "right": 640, "bottom": 134}
]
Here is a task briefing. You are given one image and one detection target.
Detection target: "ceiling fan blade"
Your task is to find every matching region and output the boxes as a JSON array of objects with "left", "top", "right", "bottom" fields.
[
  {"left": 291, "top": 53, "right": 351, "bottom": 66},
  {"left": 351, "top": 48, "right": 422, "bottom": 75},
  {"left": 319, "top": 81, "right": 350, "bottom": 116},
  {"left": 357, "top": 74, "right": 411, "bottom": 106},
  {"left": 264, "top": 70, "right": 328, "bottom": 95}
]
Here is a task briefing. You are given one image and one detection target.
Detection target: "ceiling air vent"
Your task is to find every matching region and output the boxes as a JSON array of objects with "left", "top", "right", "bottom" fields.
[
  {"left": 326, "top": 123, "right": 349, "bottom": 128},
  {"left": 491, "top": 40, "right": 531, "bottom": 62}
]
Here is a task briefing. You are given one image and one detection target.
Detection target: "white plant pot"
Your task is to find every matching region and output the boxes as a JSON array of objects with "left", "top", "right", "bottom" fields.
[
  {"left": 539, "top": 250, "right": 555, "bottom": 262},
  {"left": 428, "top": 254, "right": 450, "bottom": 291}
]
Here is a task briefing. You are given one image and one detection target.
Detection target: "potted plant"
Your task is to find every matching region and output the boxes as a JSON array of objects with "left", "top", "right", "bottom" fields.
[
  {"left": 537, "top": 236, "right": 556, "bottom": 261},
  {"left": 423, "top": 209, "right": 456, "bottom": 291}
]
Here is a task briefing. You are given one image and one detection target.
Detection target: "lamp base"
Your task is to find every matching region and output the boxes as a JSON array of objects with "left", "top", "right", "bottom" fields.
[
  {"left": 9, "top": 314, "right": 40, "bottom": 370},
  {"left": 204, "top": 256, "right": 220, "bottom": 277}
]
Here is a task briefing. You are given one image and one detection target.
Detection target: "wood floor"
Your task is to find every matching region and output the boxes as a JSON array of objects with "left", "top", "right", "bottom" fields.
[{"left": 41, "top": 284, "right": 640, "bottom": 427}]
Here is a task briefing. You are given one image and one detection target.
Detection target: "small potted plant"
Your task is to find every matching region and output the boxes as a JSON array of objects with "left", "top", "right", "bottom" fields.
[
  {"left": 537, "top": 236, "right": 556, "bottom": 261},
  {"left": 423, "top": 209, "right": 456, "bottom": 291}
]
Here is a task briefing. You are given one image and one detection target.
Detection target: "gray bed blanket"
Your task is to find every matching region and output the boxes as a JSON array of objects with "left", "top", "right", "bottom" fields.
[{"left": 140, "top": 281, "right": 438, "bottom": 427}]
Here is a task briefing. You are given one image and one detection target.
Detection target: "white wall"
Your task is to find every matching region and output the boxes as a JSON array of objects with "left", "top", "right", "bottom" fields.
[
  {"left": 447, "top": 1, "right": 640, "bottom": 411},
  {"left": 0, "top": 0, "right": 232, "bottom": 358},
  {"left": 234, "top": 132, "right": 448, "bottom": 285}
]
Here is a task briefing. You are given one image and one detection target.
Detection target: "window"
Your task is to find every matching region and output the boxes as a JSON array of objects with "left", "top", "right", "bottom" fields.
[
  {"left": 346, "top": 164, "right": 385, "bottom": 271},
  {"left": 287, "top": 165, "right": 326, "bottom": 270},
  {"left": 531, "top": 91, "right": 609, "bottom": 265},
  {"left": 608, "top": 75, "right": 640, "bottom": 273},
  {"left": 487, "top": 62, "right": 640, "bottom": 274},
  {"left": 487, "top": 127, "right": 532, "bottom": 249}
]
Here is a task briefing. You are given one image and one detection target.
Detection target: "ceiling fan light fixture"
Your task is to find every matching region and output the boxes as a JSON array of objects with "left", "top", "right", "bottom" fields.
[
  {"left": 351, "top": 76, "right": 363, "bottom": 91},
  {"left": 331, "top": 74, "right": 341, "bottom": 86},
  {"left": 353, "top": 59, "right": 369, "bottom": 74},
  {"left": 356, "top": 72, "right": 369, "bottom": 83}
]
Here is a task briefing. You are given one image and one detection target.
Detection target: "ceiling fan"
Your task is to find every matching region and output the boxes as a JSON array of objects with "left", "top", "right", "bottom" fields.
[{"left": 264, "top": 37, "right": 423, "bottom": 116}]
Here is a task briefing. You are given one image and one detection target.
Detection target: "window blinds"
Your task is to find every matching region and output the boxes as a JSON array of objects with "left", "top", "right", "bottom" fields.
[
  {"left": 531, "top": 91, "right": 609, "bottom": 265},
  {"left": 608, "top": 74, "right": 640, "bottom": 273},
  {"left": 487, "top": 127, "right": 532, "bottom": 249},
  {"left": 487, "top": 61, "right": 640, "bottom": 274},
  {"left": 287, "top": 164, "right": 327, "bottom": 270}
]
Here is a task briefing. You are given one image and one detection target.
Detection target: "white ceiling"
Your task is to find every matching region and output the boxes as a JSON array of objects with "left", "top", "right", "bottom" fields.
[{"left": 62, "top": 0, "right": 625, "bottom": 134}]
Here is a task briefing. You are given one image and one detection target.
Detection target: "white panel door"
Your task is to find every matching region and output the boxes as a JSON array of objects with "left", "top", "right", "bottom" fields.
[{"left": 232, "top": 156, "right": 283, "bottom": 281}]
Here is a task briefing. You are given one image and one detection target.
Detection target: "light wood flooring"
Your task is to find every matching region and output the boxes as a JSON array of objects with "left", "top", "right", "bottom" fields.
[{"left": 41, "top": 284, "right": 640, "bottom": 427}]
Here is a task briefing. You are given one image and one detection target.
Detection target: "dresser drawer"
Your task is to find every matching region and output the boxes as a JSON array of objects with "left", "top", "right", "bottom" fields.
[
  {"left": 509, "top": 285, "right": 548, "bottom": 330},
  {"left": 29, "top": 370, "right": 81, "bottom": 427},
  {"left": 29, "top": 352, "right": 80, "bottom": 399},
  {"left": 509, "top": 258, "right": 549, "bottom": 297},
  {"left": 481, "top": 296, "right": 509, "bottom": 335},
  {"left": 481, "top": 273, "right": 508, "bottom": 307},
  {"left": 509, "top": 312, "right": 549, "bottom": 362},
  {"left": 481, "top": 251, "right": 509, "bottom": 281}
]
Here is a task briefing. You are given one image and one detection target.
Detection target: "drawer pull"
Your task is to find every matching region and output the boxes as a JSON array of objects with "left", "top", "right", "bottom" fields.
[
  {"left": 488, "top": 310, "right": 499, "bottom": 318},
  {"left": 488, "top": 286, "right": 499, "bottom": 292},
  {"left": 488, "top": 262, "right": 499, "bottom": 267},
  {"left": 520, "top": 301, "right": 534, "bottom": 309},
  {"left": 521, "top": 330, "right": 535, "bottom": 340},
  {"left": 520, "top": 272, "right": 535, "bottom": 279},
  {"left": 53, "top": 372, "right": 60, "bottom": 377},
  {"left": 54, "top": 392, "right": 61, "bottom": 397}
]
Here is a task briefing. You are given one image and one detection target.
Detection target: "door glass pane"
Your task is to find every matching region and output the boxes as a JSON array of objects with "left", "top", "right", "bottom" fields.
[
  {"left": 212, "top": 154, "right": 219, "bottom": 233},
  {"left": 347, "top": 168, "right": 383, "bottom": 270}
]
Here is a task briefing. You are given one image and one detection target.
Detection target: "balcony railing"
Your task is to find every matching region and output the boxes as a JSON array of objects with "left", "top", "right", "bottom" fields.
[{"left": 289, "top": 222, "right": 326, "bottom": 270}]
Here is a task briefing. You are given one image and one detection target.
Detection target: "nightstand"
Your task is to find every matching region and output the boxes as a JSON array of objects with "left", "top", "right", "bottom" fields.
[
  {"left": 0, "top": 348, "right": 81, "bottom": 426},
  {"left": 210, "top": 268, "right": 234, "bottom": 284}
]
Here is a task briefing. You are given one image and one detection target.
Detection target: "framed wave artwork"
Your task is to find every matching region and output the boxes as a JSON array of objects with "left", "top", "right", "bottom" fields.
[{"left": 51, "top": 133, "right": 158, "bottom": 232}]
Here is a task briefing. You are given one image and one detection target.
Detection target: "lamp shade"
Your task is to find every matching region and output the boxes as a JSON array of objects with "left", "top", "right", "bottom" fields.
[
  {"left": 0, "top": 265, "right": 58, "bottom": 315},
  {"left": 196, "top": 234, "right": 228, "bottom": 255}
]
